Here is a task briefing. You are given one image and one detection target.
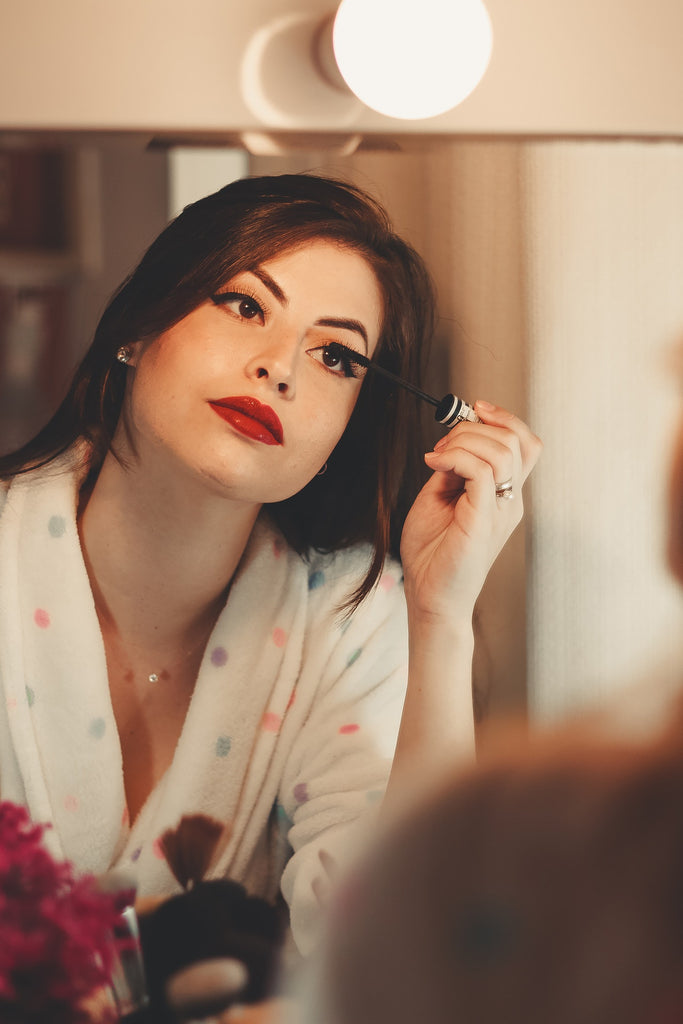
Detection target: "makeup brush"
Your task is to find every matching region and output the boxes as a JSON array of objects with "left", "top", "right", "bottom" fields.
[
  {"left": 327, "top": 344, "right": 480, "bottom": 427},
  {"left": 95, "top": 869, "right": 149, "bottom": 1018},
  {"left": 136, "top": 814, "right": 285, "bottom": 1021},
  {"left": 165, "top": 958, "right": 249, "bottom": 1021}
]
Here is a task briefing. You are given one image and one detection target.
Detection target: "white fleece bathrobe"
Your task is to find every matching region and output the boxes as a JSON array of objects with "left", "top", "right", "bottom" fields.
[{"left": 0, "top": 452, "right": 408, "bottom": 953}]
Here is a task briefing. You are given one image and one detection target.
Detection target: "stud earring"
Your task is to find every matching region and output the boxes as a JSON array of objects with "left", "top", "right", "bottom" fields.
[
  {"left": 116, "top": 346, "right": 133, "bottom": 365},
  {"left": 317, "top": 462, "right": 328, "bottom": 476}
]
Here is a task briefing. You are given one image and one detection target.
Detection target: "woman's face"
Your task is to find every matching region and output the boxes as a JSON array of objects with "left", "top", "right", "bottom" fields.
[{"left": 119, "top": 239, "right": 383, "bottom": 503}]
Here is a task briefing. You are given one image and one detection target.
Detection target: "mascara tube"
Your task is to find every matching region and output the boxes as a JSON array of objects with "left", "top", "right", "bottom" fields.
[{"left": 435, "top": 394, "right": 480, "bottom": 427}]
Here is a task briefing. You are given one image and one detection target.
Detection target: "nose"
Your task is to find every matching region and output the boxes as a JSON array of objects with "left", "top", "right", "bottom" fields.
[{"left": 245, "top": 334, "right": 299, "bottom": 397}]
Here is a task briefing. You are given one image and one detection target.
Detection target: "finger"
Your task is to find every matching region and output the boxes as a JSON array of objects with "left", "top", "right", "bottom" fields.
[
  {"left": 472, "top": 401, "right": 543, "bottom": 477},
  {"left": 429, "top": 431, "right": 518, "bottom": 490},
  {"left": 423, "top": 447, "right": 500, "bottom": 515},
  {"left": 424, "top": 446, "right": 524, "bottom": 522}
]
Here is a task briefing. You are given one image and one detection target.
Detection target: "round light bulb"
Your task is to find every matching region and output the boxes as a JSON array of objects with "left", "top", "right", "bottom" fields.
[{"left": 332, "top": 0, "right": 493, "bottom": 120}]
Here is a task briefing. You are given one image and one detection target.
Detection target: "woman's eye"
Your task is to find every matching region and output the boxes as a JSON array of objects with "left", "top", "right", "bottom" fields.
[
  {"left": 310, "top": 344, "right": 363, "bottom": 380},
  {"left": 212, "top": 292, "right": 264, "bottom": 322},
  {"left": 322, "top": 346, "right": 343, "bottom": 370}
]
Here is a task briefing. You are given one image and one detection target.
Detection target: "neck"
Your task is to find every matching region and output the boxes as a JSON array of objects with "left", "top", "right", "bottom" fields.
[{"left": 78, "top": 449, "right": 261, "bottom": 650}]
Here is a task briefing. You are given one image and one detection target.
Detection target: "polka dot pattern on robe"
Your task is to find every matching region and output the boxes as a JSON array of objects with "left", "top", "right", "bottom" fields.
[
  {"left": 2, "top": 464, "right": 408, "bottom": 925},
  {"left": 215, "top": 735, "right": 232, "bottom": 757},
  {"left": 308, "top": 570, "right": 325, "bottom": 591},
  {"left": 262, "top": 711, "right": 281, "bottom": 733},
  {"left": 347, "top": 648, "right": 362, "bottom": 667},
  {"left": 48, "top": 515, "right": 67, "bottom": 538},
  {"left": 293, "top": 782, "right": 309, "bottom": 804},
  {"left": 88, "top": 717, "right": 106, "bottom": 740},
  {"left": 34, "top": 608, "right": 50, "bottom": 629},
  {"left": 211, "top": 646, "right": 228, "bottom": 667}
]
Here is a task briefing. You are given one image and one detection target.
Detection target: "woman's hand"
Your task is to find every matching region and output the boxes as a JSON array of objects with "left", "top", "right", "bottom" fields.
[{"left": 400, "top": 400, "right": 542, "bottom": 622}]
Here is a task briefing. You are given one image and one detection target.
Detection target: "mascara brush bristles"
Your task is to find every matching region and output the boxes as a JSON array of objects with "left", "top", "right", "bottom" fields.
[
  {"left": 326, "top": 343, "right": 479, "bottom": 427},
  {"left": 336, "top": 346, "right": 441, "bottom": 409}
]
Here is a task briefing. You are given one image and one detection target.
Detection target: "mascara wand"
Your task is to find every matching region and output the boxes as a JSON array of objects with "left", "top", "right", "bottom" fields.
[{"left": 333, "top": 346, "right": 480, "bottom": 427}]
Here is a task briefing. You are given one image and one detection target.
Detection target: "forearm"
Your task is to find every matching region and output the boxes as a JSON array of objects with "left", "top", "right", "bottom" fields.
[{"left": 384, "top": 611, "right": 476, "bottom": 812}]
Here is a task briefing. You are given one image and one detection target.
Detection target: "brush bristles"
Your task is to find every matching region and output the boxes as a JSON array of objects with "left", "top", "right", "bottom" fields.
[{"left": 159, "top": 814, "right": 228, "bottom": 890}]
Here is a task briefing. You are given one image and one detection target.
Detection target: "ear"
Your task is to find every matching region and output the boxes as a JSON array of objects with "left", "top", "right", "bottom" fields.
[{"left": 126, "top": 341, "right": 142, "bottom": 368}]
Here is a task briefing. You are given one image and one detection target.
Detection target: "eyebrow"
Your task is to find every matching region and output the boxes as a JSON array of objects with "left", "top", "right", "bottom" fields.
[
  {"left": 314, "top": 317, "right": 368, "bottom": 352},
  {"left": 250, "top": 267, "right": 369, "bottom": 352},
  {"left": 252, "top": 267, "right": 287, "bottom": 305}
]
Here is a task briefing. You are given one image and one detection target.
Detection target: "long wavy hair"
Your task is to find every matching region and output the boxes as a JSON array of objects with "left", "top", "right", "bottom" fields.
[{"left": 0, "top": 173, "right": 437, "bottom": 608}]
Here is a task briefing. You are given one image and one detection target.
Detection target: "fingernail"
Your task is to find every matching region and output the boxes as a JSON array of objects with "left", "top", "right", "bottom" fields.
[
  {"left": 432, "top": 436, "right": 449, "bottom": 451},
  {"left": 475, "top": 400, "right": 496, "bottom": 412}
]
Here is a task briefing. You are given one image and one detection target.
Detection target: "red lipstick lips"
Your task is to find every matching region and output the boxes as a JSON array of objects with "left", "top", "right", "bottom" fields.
[{"left": 209, "top": 396, "right": 284, "bottom": 446}]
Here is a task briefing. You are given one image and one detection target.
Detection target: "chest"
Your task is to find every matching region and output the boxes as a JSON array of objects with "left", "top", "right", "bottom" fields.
[{"left": 105, "top": 639, "right": 205, "bottom": 824}]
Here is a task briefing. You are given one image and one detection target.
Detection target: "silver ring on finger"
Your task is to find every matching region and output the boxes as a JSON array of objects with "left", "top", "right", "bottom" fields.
[{"left": 494, "top": 477, "right": 514, "bottom": 501}]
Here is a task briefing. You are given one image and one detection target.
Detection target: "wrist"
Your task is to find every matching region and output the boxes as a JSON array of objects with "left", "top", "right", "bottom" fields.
[
  {"left": 407, "top": 607, "right": 475, "bottom": 657},
  {"left": 406, "top": 599, "right": 474, "bottom": 636},
  {"left": 403, "top": 573, "right": 481, "bottom": 631}
]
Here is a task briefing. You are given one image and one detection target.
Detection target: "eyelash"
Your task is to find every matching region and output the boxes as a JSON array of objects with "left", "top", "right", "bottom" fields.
[
  {"left": 310, "top": 342, "right": 364, "bottom": 380},
  {"left": 211, "top": 290, "right": 266, "bottom": 322},
  {"left": 210, "top": 289, "right": 364, "bottom": 381}
]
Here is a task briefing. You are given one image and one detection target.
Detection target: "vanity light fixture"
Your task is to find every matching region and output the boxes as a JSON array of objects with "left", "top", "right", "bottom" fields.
[{"left": 331, "top": 0, "right": 494, "bottom": 120}]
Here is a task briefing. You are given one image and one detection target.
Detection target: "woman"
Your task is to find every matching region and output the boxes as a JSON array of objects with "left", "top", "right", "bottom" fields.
[{"left": 0, "top": 173, "right": 540, "bottom": 953}]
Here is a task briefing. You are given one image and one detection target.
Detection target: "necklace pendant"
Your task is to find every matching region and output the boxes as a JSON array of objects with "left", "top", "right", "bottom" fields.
[{"left": 148, "top": 673, "right": 159, "bottom": 683}]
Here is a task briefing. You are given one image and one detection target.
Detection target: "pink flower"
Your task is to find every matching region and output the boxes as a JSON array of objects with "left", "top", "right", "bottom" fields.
[{"left": 0, "top": 801, "right": 126, "bottom": 1023}]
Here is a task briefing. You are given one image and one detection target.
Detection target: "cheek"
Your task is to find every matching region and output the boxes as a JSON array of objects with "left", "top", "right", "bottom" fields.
[
  {"left": 280, "top": 399, "right": 357, "bottom": 487},
  {"left": 132, "top": 335, "right": 217, "bottom": 411},
  {"left": 285, "top": 434, "right": 338, "bottom": 480},
  {"left": 306, "top": 394, "right": 359, "bottom": 454},
  {"left": 124, "top": 357, "right": 199, "bottom": 449}
]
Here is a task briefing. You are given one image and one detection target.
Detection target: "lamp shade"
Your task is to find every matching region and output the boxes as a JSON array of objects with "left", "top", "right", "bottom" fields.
[{"left": 332, "top": 0, "right": 493, "bottom": 120}]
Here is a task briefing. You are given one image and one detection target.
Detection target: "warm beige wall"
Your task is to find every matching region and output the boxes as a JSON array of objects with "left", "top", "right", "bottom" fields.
[{"left": 1, "top": 0, "right": 683, "bottom": 138}]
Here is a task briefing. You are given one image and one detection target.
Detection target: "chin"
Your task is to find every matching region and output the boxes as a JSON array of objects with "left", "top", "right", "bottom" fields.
[{"left": 194, "top": 465, "right": 301, "bottom": 505}]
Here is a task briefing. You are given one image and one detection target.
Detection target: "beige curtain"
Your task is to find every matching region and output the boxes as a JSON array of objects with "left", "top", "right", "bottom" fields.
[{"left": 523, "top": 140, "right": 683, "bottom": 722}]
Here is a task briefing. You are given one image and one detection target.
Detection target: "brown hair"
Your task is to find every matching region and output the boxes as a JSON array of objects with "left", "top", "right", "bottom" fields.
[{"left": 0, "top": 173, "right": 437, "bottom": 608}]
